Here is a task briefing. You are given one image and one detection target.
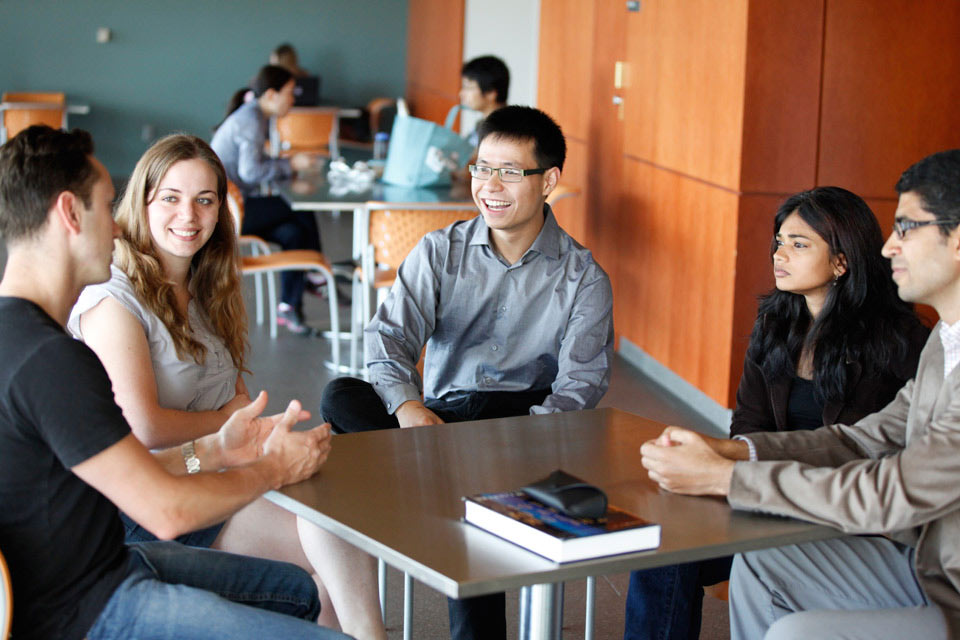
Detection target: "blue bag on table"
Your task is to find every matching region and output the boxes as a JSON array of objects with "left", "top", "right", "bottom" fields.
[{"left": 383, "top": 105, "right": 474, "bottom": 188}]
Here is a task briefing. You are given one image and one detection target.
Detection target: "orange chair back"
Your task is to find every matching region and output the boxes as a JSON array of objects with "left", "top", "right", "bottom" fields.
[
  {"left": 2, "top": 92, "right": 66, "bottom": 139},
  {"left": 275, "top": 110, "right": 336, "bottom": 154},
  {"left": 1, "top": 546, "right": 12, "bottom": 640},
  {"left": 225, "top": 181, "right": 245, "bottom": 230},
  {"left": 368, "top": 206, "right": 477, "bottom": 272}
]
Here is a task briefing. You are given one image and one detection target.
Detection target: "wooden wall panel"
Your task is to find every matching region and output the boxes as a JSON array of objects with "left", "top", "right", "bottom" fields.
[
  {"left": 620, "top": 159, "right": 739, "bottom": 405},
  {"left": 406, "top": 0, "right": 464, "bottom": 123},
  {"left": 622, "top": 0, "right": 749, "bottom": 190},
  {"left": 818, "top": 0, "right": 960, "bottom": 198},
  {"left": 538, "top": 0, "right": 596, "bottom": 258},
  {"left": 537, "top": 0, "right": 595, "bottom": 141},
  {"left": 739, "top": 0, "right": 823, "bottom": 193},
  {"left": 729, "top": 195, "right": 782, "bottom": 403},
  {"left": 581, "top": 0, "right": 628, "bottom": 347},
  {"left": 550, "top": 139, "right": 589, "bottom": 245}
]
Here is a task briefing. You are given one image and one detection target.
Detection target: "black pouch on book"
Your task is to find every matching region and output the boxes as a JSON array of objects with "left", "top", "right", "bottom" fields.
[{"left": 521, "top": 469, "right": 608, "bottom": 519}]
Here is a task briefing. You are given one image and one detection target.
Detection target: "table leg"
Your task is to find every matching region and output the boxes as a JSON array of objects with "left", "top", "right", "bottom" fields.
[
  {"left": 518, "top": 582, "right": 564, "bottom": 640},
  {"left": 585, "top": 576, "right": 596, "bottom": 640},
  {"left": 403, "top": 572, "right": 414, "bottom": 640}
]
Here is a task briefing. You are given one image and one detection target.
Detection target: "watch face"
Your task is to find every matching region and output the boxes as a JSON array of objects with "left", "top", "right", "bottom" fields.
[{"left": 182, "top": 441, "right": 201, "bottom": 474}]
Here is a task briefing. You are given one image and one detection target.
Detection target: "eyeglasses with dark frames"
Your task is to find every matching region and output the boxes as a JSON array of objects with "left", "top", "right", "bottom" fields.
[
  {"left": 469, "top": 164, "right": 547, "bottom": 183},
  {"left": 892, "top": 217, "right": 956, "bottom": 240}
]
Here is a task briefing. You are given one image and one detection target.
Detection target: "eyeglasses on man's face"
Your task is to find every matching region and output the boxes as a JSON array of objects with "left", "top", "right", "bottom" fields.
[
  {"left": 469, "top": 164, "right": 547, "bottom": 183},
  {"left": 892, "top": 217, "right": 956, "bottom": 240}
]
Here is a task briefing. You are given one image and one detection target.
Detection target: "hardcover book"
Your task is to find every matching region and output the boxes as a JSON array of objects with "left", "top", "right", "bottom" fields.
[{"left": 463, "top": 491, "right": 661, "bottom": 563}]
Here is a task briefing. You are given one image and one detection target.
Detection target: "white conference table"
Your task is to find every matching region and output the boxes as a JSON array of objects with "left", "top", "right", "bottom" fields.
[{"left": 266, "top": 407, "right": 842, "bottom": 639}]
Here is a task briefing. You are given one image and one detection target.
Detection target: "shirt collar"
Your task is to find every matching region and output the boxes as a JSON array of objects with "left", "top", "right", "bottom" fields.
[
  {"left": 938, "top": 319, "right": 960, "bottom": 377},
  {"left": 468, "top": 204, "right": 562, "bottom": 261}
]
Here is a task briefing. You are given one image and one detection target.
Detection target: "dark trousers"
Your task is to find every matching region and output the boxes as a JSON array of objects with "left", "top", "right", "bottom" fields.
[
  {"left": 320, "top": 377, "right": 551, "bottom": 640},
  {"left": 623, "top": 556, "right": 733, "bottom": 640},
  {"left": 241, "top": 195, "right": 321, "bottom": 310}
]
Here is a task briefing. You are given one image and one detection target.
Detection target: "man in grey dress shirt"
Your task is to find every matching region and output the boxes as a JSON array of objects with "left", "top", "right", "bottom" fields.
[
  {"left": 639, "top": 150, "right": 960, "bottom": 639},
  {"left": 321, "top": 106, "right": 614, "bottom": 640}
]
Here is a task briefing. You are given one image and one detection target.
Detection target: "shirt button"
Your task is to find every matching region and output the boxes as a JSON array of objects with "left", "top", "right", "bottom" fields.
[
  {"left": 484, "top": 377, "right": 494, "bottom": 384},
  {"left": 491, "top": 345, "right": 499, "bottom": 351},
  {"left": 500, "top": 306, "right": 506, "bottom": 312}
]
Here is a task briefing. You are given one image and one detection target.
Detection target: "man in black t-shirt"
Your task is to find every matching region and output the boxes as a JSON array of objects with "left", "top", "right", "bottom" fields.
[{"left": 0, "top": 126, "right": 351, "bottom": 640}]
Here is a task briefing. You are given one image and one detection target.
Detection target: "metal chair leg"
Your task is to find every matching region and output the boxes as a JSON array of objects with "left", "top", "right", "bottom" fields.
[
  {"left": 266, "top": 272, "right": 278, "bottom": 339},
  {"left": 378, "top": 558, "right": 387, "bottom": 624}
]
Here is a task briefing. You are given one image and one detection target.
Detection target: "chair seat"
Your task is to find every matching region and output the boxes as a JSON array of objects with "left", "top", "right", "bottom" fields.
[{"left": 241, "top": 249, "right": 332, "bottom": 273}]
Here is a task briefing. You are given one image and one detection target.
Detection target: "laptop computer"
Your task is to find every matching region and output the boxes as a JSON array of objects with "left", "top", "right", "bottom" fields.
[{"left": 294, "top": 76, "right": 321, "bottom": 106}]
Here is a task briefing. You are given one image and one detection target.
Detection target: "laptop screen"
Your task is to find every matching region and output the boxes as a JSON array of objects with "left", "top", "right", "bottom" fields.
[{"left": 294, "top": 76, "right": 321, "bottom": 106}]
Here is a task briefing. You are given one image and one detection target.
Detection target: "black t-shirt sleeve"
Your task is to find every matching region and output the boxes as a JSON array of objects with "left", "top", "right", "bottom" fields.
[{"left": 11, "top": 335, "right": 130, "bottom": 468}]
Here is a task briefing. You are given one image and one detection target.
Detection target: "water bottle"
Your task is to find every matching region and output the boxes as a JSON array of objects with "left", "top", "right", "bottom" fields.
[{"left": 373, "top": 132, "right": 389, "bottom": 160}]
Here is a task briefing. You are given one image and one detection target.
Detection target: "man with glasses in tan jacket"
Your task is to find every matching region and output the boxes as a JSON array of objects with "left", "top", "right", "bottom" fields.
[{"left": 640, "top": 150, "right": 960, "bottom": 639}]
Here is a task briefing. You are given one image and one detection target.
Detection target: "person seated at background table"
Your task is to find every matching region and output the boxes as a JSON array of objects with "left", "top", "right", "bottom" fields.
[
  {"left": 0, "top": 124, "right": 349, "bottom": 640},
  {"left": 639, "top": 149, "right": 960, "bottom": 639},
  {"left": 622, "top": 186, "right": 928, "bottom": 640},
  {"left": 211, "top": 64, "right": 321, "bottom": 335},
  {"left": 67, "top": 134, "right": 387, "bottom": 640},
  {"left": 321, "top": 105, "right": 614, "bottom": 640},
  {"left": 271, "top": 42, "right": 311, "bottom": 78},
  {"left": 459, "top": 55, "right": 509, "bottom": 147}
]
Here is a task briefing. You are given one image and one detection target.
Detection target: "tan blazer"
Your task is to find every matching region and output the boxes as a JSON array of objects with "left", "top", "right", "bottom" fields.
[{"left": 729, "top": 324, "right": 960, "bottom": 635}]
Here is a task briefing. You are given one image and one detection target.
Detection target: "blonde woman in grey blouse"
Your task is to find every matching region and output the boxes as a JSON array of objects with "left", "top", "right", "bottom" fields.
[{"left": 68, "top": 134, "right": 386, "bottom": 640}]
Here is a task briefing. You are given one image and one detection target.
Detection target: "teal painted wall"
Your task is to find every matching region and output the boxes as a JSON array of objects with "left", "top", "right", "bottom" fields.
[{"left": 0, "top": 0, "right": 408, "bottom": 175}]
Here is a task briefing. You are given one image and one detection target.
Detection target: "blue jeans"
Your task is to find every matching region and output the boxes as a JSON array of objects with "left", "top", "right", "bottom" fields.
[
  {"left": 624, "top": 557, "right": 733, "bottom": 640},
  {"left": 86, "top": 541, "right": 353, "bottom": 640}
]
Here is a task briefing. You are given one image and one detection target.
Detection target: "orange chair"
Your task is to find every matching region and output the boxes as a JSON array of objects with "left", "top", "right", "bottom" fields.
[
  {"left": 1, "top": 92, "right": 65, "bottom": 142},
  {"left": 350, "top": 201, "right": 477, "bottom": 371},
  {"left": 225, "top": 182, "right": 341, "bottom": 364},
  {"left": 1, "top": 546, "right": 11, "bottom": 640},
  {"left": 272, "top": 108, "right": 339, "bottom": 158}
]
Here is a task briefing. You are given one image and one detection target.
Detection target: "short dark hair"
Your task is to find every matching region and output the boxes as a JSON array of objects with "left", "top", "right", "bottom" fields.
[
  {"left": 476, "top": 106, "right": 566, "bottom": 172},
  {"left": 272, "top": 43, "right": 297, "bottom": 59},
  {"left": 0, "top": 125, "right": 97, "bottom": 243},
  {"left": 895, "top": 149, "right": 960, "bottom": 235},
  {"left": 462, "top": 55, "right": 510, "bottom": 104}
]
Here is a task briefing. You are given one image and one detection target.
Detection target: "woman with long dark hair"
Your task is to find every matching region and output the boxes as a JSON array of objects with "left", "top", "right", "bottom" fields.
[
  {"left": 211, "top": 64, "right": 320, "bottom": 334},
  {"left": 623, "top": 186, "right": 929, "bottom": 640}
]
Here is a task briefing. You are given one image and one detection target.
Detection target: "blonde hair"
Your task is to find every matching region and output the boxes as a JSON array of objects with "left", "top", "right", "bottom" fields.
[{"left": 113, "top": 134, "right": 247, "bottom": 372}]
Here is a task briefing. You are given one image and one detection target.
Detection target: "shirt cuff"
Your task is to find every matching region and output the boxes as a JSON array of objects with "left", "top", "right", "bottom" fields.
[
  {"left": 373, "top": 382, "right": 422, "bottom": 415},
  {"left": 732, "top": 435, "right": 758, "bottom": 462}
]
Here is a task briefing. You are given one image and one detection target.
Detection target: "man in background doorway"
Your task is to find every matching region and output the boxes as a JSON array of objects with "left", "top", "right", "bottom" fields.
[{"left": 460, "top": 55, "right": 510, "bottom": 147}]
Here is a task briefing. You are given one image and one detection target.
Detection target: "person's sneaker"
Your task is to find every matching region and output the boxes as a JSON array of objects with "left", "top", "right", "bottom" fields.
[{"left": 277, "top": 305, "right": 313, "bottom": 336}]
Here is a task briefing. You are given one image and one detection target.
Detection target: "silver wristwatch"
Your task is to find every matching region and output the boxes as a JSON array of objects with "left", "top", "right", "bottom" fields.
[{"left": 181, "top": 440, "right": 200, "bottom": 474}]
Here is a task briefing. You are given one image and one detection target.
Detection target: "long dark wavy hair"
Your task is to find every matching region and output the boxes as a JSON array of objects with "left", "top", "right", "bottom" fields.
[{"left": 748, "top": 186, "right": 923, "bottom": 403}]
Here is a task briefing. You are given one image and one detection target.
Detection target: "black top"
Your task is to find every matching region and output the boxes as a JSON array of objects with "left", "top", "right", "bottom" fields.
[
  {"left": 731, "top": 321, "right": 931, "bottom": 436},
  {"left": 786, "top": 376, "right": 824, "bottom": 431},
  {"left": 0, "top": 297, "right": 131, "bottom": 640}
]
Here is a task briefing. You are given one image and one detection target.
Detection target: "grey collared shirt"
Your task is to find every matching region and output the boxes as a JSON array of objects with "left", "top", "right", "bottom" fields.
[{"left": 366, "top": 206, "right": 614, "bottom": 414}]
